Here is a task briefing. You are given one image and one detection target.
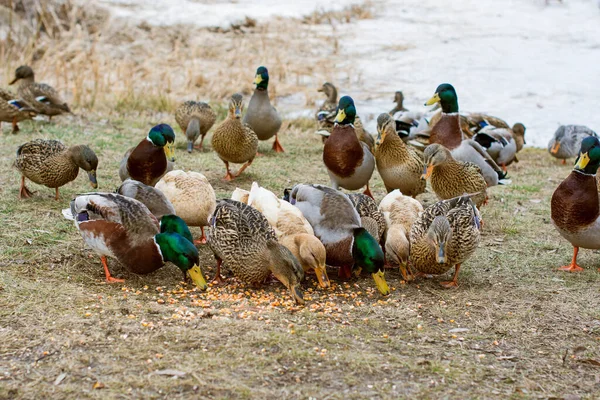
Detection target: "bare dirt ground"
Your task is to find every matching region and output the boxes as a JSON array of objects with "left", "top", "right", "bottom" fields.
[{"left": 0, "top": 114, "right": 599, "bottom": 399}]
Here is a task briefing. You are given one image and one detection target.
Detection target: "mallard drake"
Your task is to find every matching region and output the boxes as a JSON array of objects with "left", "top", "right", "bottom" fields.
[
  {"left": 548, "top": 125, "right": 597, "bottom": 165},
  {"left": 323, "top": 96, "right": 375, "bottom": 197},
  {"left": 174, "top": 100, "right": 216, "bottom": 152},
  {"left": 473, "top": 125, "right": 518, "bottom": 171},
  {"left": 207, "top": 199, "right": 304, "bottom": 304},
  {"left": 0, "top": 88, "right": 36, "bottom": 133},
  {"left": 9, "top": 65, "right": 71, "bottom": 119},
  {"left": 69, "top": 193, "right": 207, "bottom": 288},
  {"left": 409, "top": 194, "right": 481, "bottom": 287},
  {"left": 211, "top": 93, "right": 258, "bottom": 181},
  {"left": 347, "top": 193, "right": 386, "bottom": 244},
  {"left": 375, "top": 113, "right": 426, "bottom": 196},
  {"left": 155, "top": 170, "right": 216, "bottom": 244},
  {"left": 389, "top": 90, "right": 407, "bottom": 116},
  {"left": 15, "top": 139, "right": 98, "bottom": 200},
  {"left": 378, "top": 189, "right": 423, "bottom": 280},
  {"left": 243, "top": 66, "right": 284, "bottom": 153},
  {"left": 244, "top": 182, "right": 330, "bottom": 288},
  {"left": 422, "top": 144, "right": 488, "bottom": 208},
  {"left": 117, "top": 179, "right": 175, "bottom": 221},
  {"left": 551, "top": 136, "right": 600, "bottom": 272},
  {"left": 118, "top": 124, "right": 176, "bottom": 186},
  {"left": 290, "top": 184, "right": 389, "bottom": 295},
  {"left": 422, "top": 84, "right": 505, "bottom": 186}
]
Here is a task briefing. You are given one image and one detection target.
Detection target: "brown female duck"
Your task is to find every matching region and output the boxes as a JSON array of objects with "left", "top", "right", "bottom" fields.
[
  {"left": 174, "top": 100, "right": 216, "bottom": 152},
  {"left": 9, "top": 65, "right": 70, "bottom": 119},
  {"left": 0, "top": 88, "right": 36, "bottom": 133}
]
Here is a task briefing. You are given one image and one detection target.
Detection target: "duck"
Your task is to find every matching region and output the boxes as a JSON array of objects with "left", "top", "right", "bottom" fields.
[
  {"left": 347, "top": 193, "right": 386, "bottom": 244},
  {"left": 117, "top": 179, "right": 175, "bottom": 221},
  {"left": 0, "top": 88, "right": 36, "bottom": 133},
  {"left": 9, "top": 65, "right": 71, "bottom": 119},
  {"left": 389, "top": 90, "right": 408, "bottom": 116},
  {"left": 231, "top": 187, "right": 250, "bottom": 203},
  {"left": 174, "top": 100, "right": 216, "bottom": 152},
  {"left": 15, "top": 139, "right": 98, "bottom": 200},
  {"left": 243, "top": 66, "right": 284, "bottom": 153},
  {"left": 421, "top": 84, "right": 506, "bottom": 186},
  {"left": 551, "top": 136, "right": 600, "bottom": 272},
  {"left": 244, "top": 182, "right": 330, "bottom": 288},
  {"left": 315, "top": 82, "right": 337, "bottom": 130},
  {"left": 68, "top": 193, "right": 207, "bottom": 288},
  {"left": 473, "top": 125, "right": 518, "bottom": 171},
  {"left": 211, "top": 93, "right": 258, "bottom": 181},
  {"left": 323, "top": 96, "right": 375, "bottom": 197},
  {"left": 375, "top": 113, "right": 426, "bottom": 196},
  {"left": 548, "top": 125, "right": 598, "bottom": 165},
  {"left": 118, "top": 124, "right": 176, "bottom": 186},
  {"left": 422, "top": 144, "right": 488, "bottom": 208},
  {"left": 207, "top": 199, "right": 304, "bottom": 304},
  {"left": 155, "top": 170, "right": 216, "bottom": 244},
  {"left": 378, "top": 189, "right": 424, "bottom": 280},
  {"left": 290, "top": 184, "right": 389, "bottom": 295},
  {"left": 512, "top": 123, "right": 527, "bottom": 153},
  {"left": 409, "top": 194, "right": 481, "bottom": 287}
]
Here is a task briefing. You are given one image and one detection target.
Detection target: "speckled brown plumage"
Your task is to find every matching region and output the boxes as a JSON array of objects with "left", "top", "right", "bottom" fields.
[
  {"left": 175, "top": 101, "right": 216, "bottom": 151},
  {"left": 347, "top": 193, "right": 386, "bottom": 243},
  {"left": 0, "top": 88, "right": 36, "bottom": 132},
  {"left": 423, "top": 144, "right": 487, "bottom": 208},
  {"left": 410, "top": 195, "right": 481, "bottom": 277},
  {"left": 10, "top": 66, "right": 70, "bottom": 118},
  {"left": 15, "top": 139, "right": 98, "bottom": 199}
]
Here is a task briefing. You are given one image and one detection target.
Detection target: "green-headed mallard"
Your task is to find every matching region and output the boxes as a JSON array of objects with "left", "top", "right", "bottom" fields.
[
  {"left": 409, "top": 194, "right": 481, "bottom": 287},
  {"left": 548, "top": 125, "right": 597, "bottom": 165},
  {"left": 68, "top": 193, "right": 207, "bottom": 288},
  {"left": 211, "top": 93, "right": 258, "bottom": 181},
  {"left": 155, "top": 170, "right": 216, "bottom": 244},
  {"left": 15, "top": 139, "right": 98, "bottom": 200},
  {"left": 207, "top": 199, "right": 304, "bottom": 304},
  {"left": 422, "top": 144, "right": 488, "bottom": 208},
  {"left": 117, "top": 179, "right": 175, "bottom": 221},
  {"left": 243, "top": 66, "right": 284, "bottom": 153},
  {"left": 551, "top": 136, "right": 600, "bottom": 272},
  {"left": 375, "top": 113, "right": 426, "bottom": 196},
  {"left": 118, "top": 124, "right": 176, "bottom": 186},
  {"left": 290, "top": 184, "right": 389, "bottom": 295},
  {"left": 0, "top": 88, "right": 36, "bottom": 133},
  {"left": 174, "top": 100, "right": 217, "bottom": 153},
  {"left": 389, "top": 90, "right": 407, "bottom": 116},
  {"left": 378, "top": 189, "right": 423, "bottom": 280},
  {"left": 323, "top": 96, "right": 375, "bottom": 197},
  {"left": 9, "top": 65, "right": 71, "bottom": 119},
  {"left": 347, "top": 193, "right": 386, "bottom": 244},
  {"left": 246, "top": 182, "right": 329, "bottom": 288}
]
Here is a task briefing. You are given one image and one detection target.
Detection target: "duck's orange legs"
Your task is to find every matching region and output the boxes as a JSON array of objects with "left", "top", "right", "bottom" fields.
[
  {"left": 501, "top": 163, "right": 507, "bottom": 172},
  {"left": 54, "top": 188, "right": 60, "bottom": 201},
  {"left": 101, "top": 256, "right": 124, "bottom": 283},
  {"left": 363, "top": 184, "right": 374, "bottom": 199},
  {"left": 234, "top": 159, "right": 253, "bottom": 178},
  {"left": 440, "top": 264, "right": 461, "bottom": 288},
  {"left": 558, "top": 247, "right": 584, "bottom": 272},
  {"left": 272, "top": 134, "right": 285, "bottom": 153},
  {"left": 194, "top": 227, "right": 207, "bottom": 245},
  {"left": 194, "top": 136, "right": 205, "bottom": 151},
  {"left": 561, "top": 159, "right": 566, "bottom": 165},
  {"left": 12, "top": 117, "right": 19, "bottom": 133},
  {"left": 18, "top": 176, "right": 33, "bottom": 199},
  {"left": 212, "top": 258, "right": 226, "bottom": 285},
  {"left": 223, "top": 161, "right": 234, "bottom": 181}
]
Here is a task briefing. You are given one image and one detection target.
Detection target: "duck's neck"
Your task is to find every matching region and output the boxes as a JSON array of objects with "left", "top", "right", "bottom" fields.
[
  {"left": 552, "top": 170, "right": 599, "bottom": 229},
  {"left": 20, "top": 76, "right": 35, "bottom": 85},
  {"left": 328, "top": 88, "right": 337, "bottom": 103}
]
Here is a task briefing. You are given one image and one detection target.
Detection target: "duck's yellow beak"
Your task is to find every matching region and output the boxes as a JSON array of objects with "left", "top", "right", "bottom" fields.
[
  {"left": 335, "top": 109, "right": 346, "bottom": 123},
  {"left": 164, "top": 143, "right": 175, "bottom": 162},
  {"left": 187, "top": 265, "right": 208, "bottom": 291},
  {"left": 550, "top": 141, "right": 561, "bottom": 154},
  {"left": 421, "top": 164, "right": 433, "bottom": 180},
  {"left": 425, "top": 92, "right": 441, "bottom": 106},
  {"left": 253, "top": 74, "right": 263, "bottom": 85},
  {"left": 372, "top": 270, "right": 390, "bottom": 296},
  {"left": 575, "top": 152, "right": 590, "bottom": 169},
  {"left": 314, "top": 264, "right": 330, "bottom": 288},
  {"left": 87, "top": 170, "right": 98, "bottom": 189}
]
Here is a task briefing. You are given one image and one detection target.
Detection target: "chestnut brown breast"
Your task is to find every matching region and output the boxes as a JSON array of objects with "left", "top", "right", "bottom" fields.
[
  {"left": 430, "top": 114, "right": 463, "bottom": 150},
  {"left": 551, "top": 171, "right": 600, "bottom": 233},
  {"left": 127, "top": 140, "right": 167, "bottom": 186},
  {"left": 323, "top": 124, "right": 364, "bottom": 178}
]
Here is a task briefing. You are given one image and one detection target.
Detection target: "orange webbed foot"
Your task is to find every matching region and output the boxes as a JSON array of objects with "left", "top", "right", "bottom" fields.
[
  {"left": 272, "top": 136, "right": 285, "bottom": 153},
  {"left": 105, "top": 277, "right": 125, "bottom": 283},
  {"left": 558, "top": 264, "right": 584, "bottom": 272},
  {"left": 224, "top": 171, "right": 235, "bottom": 181},
  {"left": 440, "top": 280, "right": 459, "bottom": 288}
]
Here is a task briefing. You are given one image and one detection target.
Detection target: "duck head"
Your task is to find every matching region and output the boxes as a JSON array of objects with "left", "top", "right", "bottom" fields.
[
  {"left": 422, "top": 144, "right": 451, "bottom": 180},
  {"left": 160, "top": 215, "right": 194, "bottom": 244},
  {"left": 229, "top": 93, "right": 244, "bottom": 119},
  {"left": 335, "top": 95, "right": 356, "bottom": 125},
  {"left": 155, "top": 231, "right": 207, "bottom": 290},
  {"left": 266, "top": 241, "right": 305, "bottom": 305},
  {"left": 574, "top": 136, "right": 600, "bottom": 174},
  {"left": 427, "top": 216, "right": 452, "bottom": 264},
  {"left": 70, "top": 145, "right": 99, "bottom": 189},
  {"left": 253, "top": 66, "right": 269, "bottom": 90},
  {"left": 425, "top": 83, "right": 459, "bottom": 113},
  {"left": 148, "top": 124, "right": 176, "bottom": 162},
  {"left": 376, "top": 113, "right": 395, "bottom": 148},
  {"left": 352, "top": 227, "right": 389, "bottom": 295},
  {"left": 9, "top": 65, "right": 34, "bottom": 85}
]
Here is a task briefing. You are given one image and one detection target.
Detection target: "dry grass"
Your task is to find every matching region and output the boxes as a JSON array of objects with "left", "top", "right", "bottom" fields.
[{"left": 0, "top": 113, "right": 600, "bottom": 399}]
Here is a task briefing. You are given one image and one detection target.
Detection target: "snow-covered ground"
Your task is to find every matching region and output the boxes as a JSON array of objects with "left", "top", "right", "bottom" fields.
[{"left": 98, "top": 0, "right": 600, "bottom": 147}]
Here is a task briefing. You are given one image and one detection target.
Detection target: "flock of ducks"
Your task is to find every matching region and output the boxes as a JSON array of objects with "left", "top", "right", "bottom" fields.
[{"left": 4, "top": 64, "right": 600, "bottom": 305}]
